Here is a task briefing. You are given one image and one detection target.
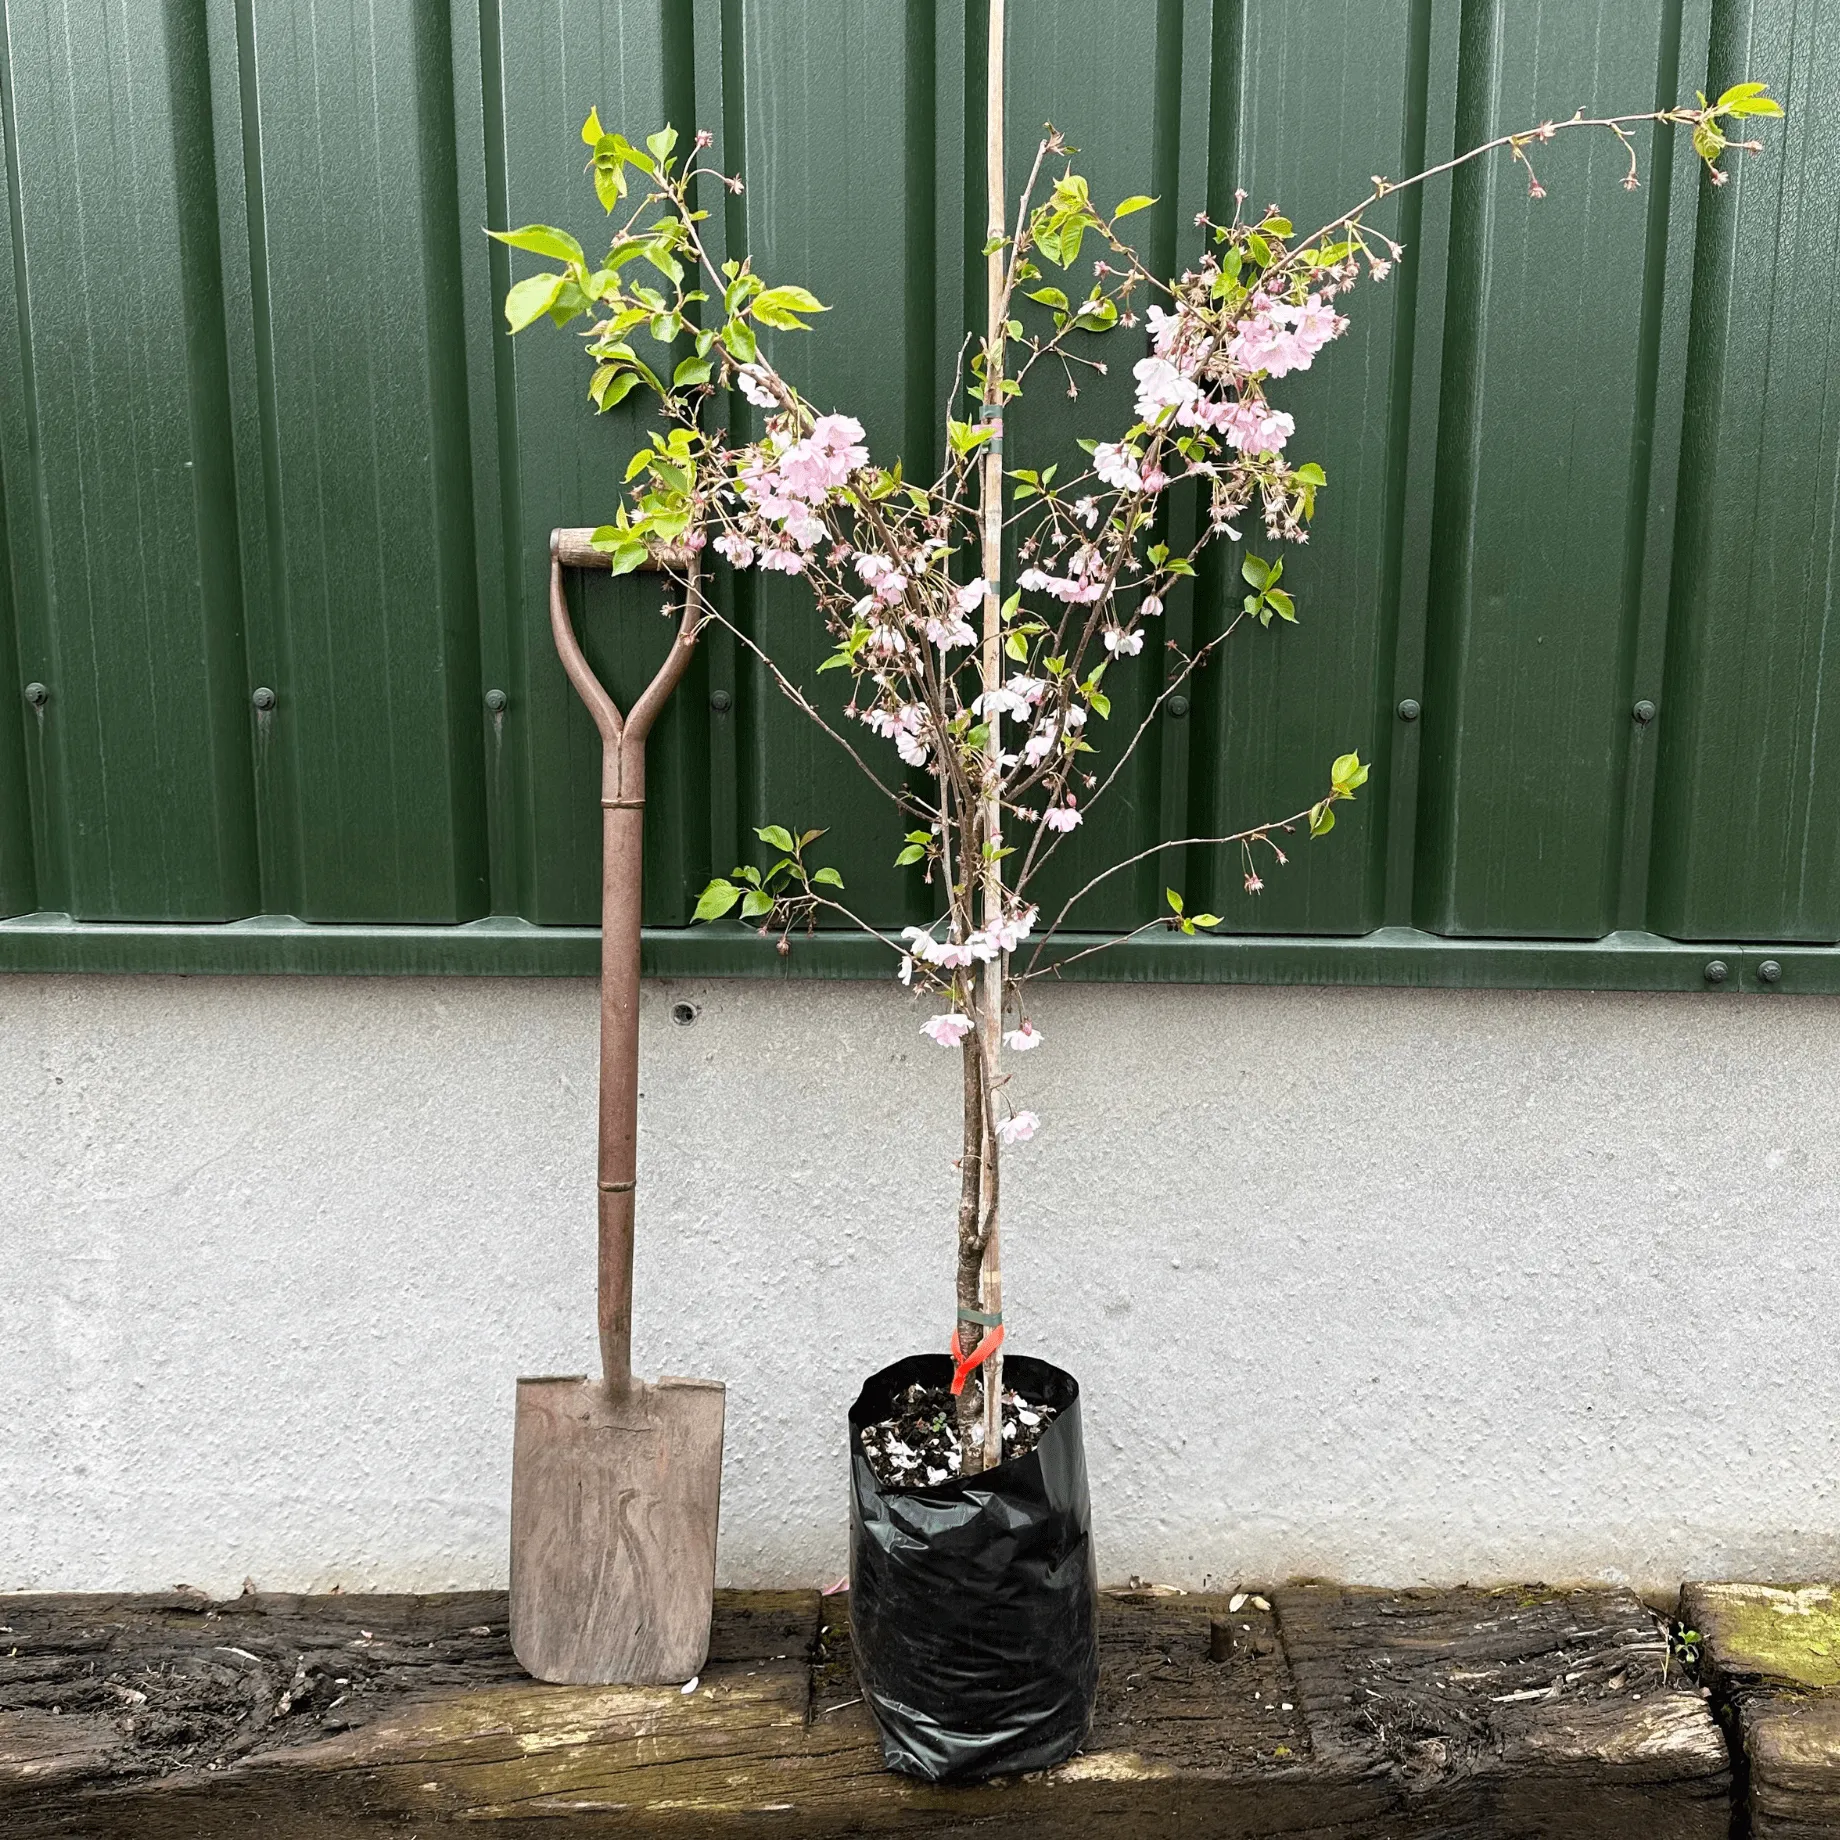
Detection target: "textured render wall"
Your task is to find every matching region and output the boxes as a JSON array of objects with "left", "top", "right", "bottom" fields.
[{"left": 2, "top": 972, "right": 1836, "bottom": 1599}]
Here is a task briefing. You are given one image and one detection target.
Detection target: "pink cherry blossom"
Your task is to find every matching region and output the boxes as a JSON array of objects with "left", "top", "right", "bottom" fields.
[
  {"left": 1003, "top": 1021, "right": 1043, "bottom": 1052},
  {"left": 1132, "top": 355, "right": 1201, "bottom": 425},
  {"left": 1144, "top": 303, "right": 1184, "bottom": 355},
  {"left": 922, "top": 1013, "right": 974, "bottom": 1047},
  {"left": 1220, "top": 398, "right": 1296, "bottom": 455},
  {"left": 735, "top": 364, "right": 776, "bottom": 408},
  {"left": 1103, "top": 626, "right": 1144, "bottom": 656},
  {"left": 955, "top": 578, "right": 989, "bottom": 612},
  {"left": 926, "top": 614, "right": 976, "bottom": 649},
  {"left": 855, "top": 551, "right": 894, "bottom": 582},
  {"left": 1021, "top": 723, "right": 1059, "bottom": 766},
  {"left": 809, "top": 412, "right": 866, "bottom": 452},
  {"left": 713, "top": 532, "right": 755, "bottom": 569},
  {"left": 1141, "top": 594, "right": 1164, "bottom": 617},
  {"left": 974, "top": 685, "right": 1033, "bottom": 721},
  {"left": 987, "top": 905, "right": 1036, "bottom": 952},
  {"left": 1042, "top": 800, "right": 1083, "bottom": 833},
  {"left": 1092, "top": 442, "right": 1142, "bottom": 492},
  {"left": 901, "top": 926, "right": 975, "bottom": 970},
  {"left": 996, "top": 1109, "right": 1040, "bottom": 1145}
]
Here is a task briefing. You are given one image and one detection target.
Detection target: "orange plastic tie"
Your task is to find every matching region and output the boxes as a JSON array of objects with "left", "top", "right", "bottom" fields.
[{"left": 948, "top": 1323, "right": 1006, "bottom": 1397}]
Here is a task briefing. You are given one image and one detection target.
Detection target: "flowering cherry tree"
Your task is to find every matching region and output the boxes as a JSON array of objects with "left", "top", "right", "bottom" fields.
[{"left": 498, "top": 76, "right": 1777, "bottom": 1469}]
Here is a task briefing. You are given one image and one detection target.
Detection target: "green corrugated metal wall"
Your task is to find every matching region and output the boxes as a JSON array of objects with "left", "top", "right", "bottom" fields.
[{"left": 1, "top": 0, "right": 1836, "bottom": 983}]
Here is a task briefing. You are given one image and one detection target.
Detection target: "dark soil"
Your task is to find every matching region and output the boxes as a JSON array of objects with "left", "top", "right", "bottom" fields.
[{"left": 857, "top": 1382, "right": 1059, "bottom": 1488}]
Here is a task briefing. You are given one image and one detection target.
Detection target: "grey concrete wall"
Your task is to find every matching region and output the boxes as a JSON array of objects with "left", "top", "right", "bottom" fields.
[{"left": 2, "top": 971, "right": 1835, "bottom": 1598}]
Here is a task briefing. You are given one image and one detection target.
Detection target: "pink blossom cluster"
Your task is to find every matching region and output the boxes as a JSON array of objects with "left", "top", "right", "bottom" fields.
[
  {"left": 1225, "top": 292, "right": 1346, "bottom": 378},
  {"left": 1018, "top": 545, "right": 1107, "bottom": 605},
  {"left": 901, "top": 904, "right": 1037, "bottom": 981},
  {"left": 861, "top": 701, "right": 929, "bottom": 767},
  {"left": 720, "top": 413, "right": 869, "bottom": 573},
  {"left": 1020, "top": 700, "right": 1084, "bottom": 767},
  {"left": 1219, "top": 398, "right": 1296, "bottom": 455}
]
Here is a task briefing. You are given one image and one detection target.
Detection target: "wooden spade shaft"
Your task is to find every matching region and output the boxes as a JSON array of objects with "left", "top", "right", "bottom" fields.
[{"left": 546, "top": 528, "right": 701, "bottom": 1391}]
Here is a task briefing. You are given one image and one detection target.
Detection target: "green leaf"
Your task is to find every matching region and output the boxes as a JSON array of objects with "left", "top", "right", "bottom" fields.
[
  {"left": 672, "top": 355, "right": 713, "bottom": 388},
  {"left": 644, "top": 247, "right": 686, "bottom": 289},
  {"left": 582, "top": 108, "right": 605, "bottom": 147},
  {"left": 693, "top": 879, "right": 741, "bottom": 921},
  {"left": 1025, "top": 285, "right": 1070, "bottom": 309},
  {"left": 1192, "top": 913, "right": 1221, "bottom": 928},
  {"left": 645, "top": 125, "right": 679, "bottom": 168},
  {"left": 811, "top": 866, "right": 844, "bottom": 888},
  {"left": 1004, "top": 631, "right": 1028, "bottom": 661},
  {"left": 751, "top": 284, "right": 829, "bottom": 330},
  {"left": 488, "top": 223, "right": 586, "bottom": 266},
  {"left": 1308, "top": 802, "right": 1335, "bottom": 838},
  {"left": 1165, "top": 887, "right": 1184, "bottom": 914},
  {"left": 739, "top": 889, "right": 773, "bottom": 919},
  {"left": 720, "top": 316, "right": 759, "bottom": 364},
  {"left": 1265, "top": 587, "right": 1295, "bottom": 622},
  {"left": 894, "top": 843, "right": 926, "bottom": 866},
  {"left": 504, "top": 271, "right": 565, "bottom": 332},
  {"left": 755, "top": 823, "right": 796, "bottom": 852},
  {"left": 589, "top": 366, "right": 642, "bottom": 410},
  {"left": 1330, "top": 750, "right": 1369, "bottom": 796},
  {"left": 1113, "top": 194, "right": 1156, "bottom": 218},
  {"left": 1725, "top": 90, "right": 1783, "bottom": 118},
  {"left": 1241, "top": 554, "right": 1271, "bottom": 591}
]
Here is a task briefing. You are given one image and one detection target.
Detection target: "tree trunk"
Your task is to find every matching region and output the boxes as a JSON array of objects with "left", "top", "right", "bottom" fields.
[
  {"left": 955, "top": 1027, "right": 989, "bottom": 1467},
  {"left": 972, "top": 0, "right": 1008, "bottom": 1468}
]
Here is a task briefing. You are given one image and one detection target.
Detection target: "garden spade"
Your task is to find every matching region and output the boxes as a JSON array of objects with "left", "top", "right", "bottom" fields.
[{"left": 508, "top": 528, "right": 724, "bottom": 1686}]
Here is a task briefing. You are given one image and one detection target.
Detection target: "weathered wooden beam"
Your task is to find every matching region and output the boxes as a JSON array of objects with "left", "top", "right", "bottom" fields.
[
  {"left": 1275, "top": 1583, "right": 1730, "bottom": 1837},
  {"left": 0, "top": 1584, "right": 1732, "bottom": 1838},
  {"left": 1685, "top": 1580, "right": 1840, "bottom": 1838}
]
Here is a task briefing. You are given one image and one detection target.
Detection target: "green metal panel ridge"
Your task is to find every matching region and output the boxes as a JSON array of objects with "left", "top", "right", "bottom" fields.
[{"left": 0, "top": 910, "right": 1820, "bottom": 994}]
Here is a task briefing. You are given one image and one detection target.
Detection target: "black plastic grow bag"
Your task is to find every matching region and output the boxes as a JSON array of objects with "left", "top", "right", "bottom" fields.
[{"left": 847, "top": 1351, "right": 1099, "bottom": 1782}]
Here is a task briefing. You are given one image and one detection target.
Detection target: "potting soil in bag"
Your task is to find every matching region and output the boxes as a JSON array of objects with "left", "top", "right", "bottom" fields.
[{"left": 847, "top": 1351, "right": 1099, "bottom": 1782}]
